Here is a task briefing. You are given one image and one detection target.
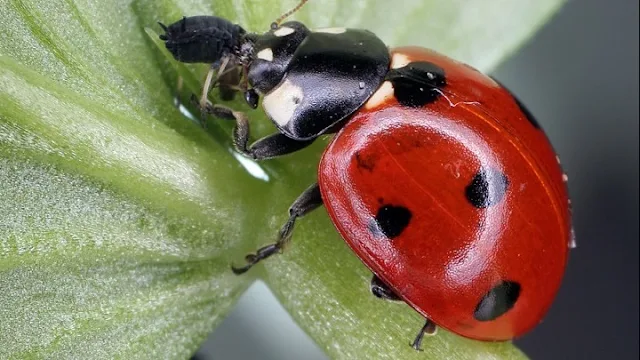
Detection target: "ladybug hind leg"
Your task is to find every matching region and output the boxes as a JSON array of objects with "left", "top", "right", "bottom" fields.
[
  {"left": 231, "top": 183, "right": 323, "bottom": 274},
  {"left": 411, "top": 319, "right": 437, "bottom": 351},
  {"left": 370, "top": 275, "right": 437, "bottom": 351}
]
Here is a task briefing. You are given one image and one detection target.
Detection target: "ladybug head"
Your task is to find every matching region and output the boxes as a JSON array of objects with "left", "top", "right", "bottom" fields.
[
  {"left": 159, "top": 15, "right": 251, "bottom": 65},
  {"left": 247, "top": 21, "right": 310, "bottom": 94}
]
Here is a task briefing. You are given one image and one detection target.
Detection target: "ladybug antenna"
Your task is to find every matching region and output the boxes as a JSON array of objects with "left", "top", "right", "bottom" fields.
[{"left": 271, "top": 0, "right": 309, "bottom": 29}]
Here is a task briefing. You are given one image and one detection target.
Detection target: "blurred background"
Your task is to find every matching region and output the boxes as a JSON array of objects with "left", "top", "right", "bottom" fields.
[{"left": 196, "top": 0, "right": 639, "bottom": 359}]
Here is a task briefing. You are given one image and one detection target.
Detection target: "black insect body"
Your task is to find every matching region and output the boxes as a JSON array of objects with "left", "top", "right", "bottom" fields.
[{"left": 159, "top": 15, "right": 249, "bottom": 64}]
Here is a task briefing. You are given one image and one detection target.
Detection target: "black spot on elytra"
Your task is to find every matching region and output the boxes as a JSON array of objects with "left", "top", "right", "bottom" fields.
[
  {"left": 491, "top": 77, "right": 541, "bottom": 129},
  {"left": 386, "top": 61, "right": 446, "bottom": 107},
  {"left": 474, "top": 281, "right": 521, "bottom": 321},
  {"left": 355, "top": 151, "right": 377, "bottom": 171},
  {"left": 372, "top": 204, "right": 412, "bottom": 239},
  {"left": 465, "top": 168, "right": 509, "bottom": 208}
]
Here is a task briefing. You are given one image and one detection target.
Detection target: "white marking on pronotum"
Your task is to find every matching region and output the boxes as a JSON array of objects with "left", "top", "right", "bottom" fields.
[
  {"left": 364, "top": 81, "right": 393, "bottom": 110},
  {"left": 263, "top": 79, "right": 304, "bottom": 127},
  {"left": 391, "top": 53, "right": 412, "bottom": 69},
  {"left": 257, "top": 48, "right": 274, "bottom": 61},
  {"left": 315, "top": 27, "right": 347, "bottom": 34},
  {"left": 562, "top": 173, "right": 569, "bottom": 182},
  {"left": 274, "top": 26, "right": 295, "bottom": 37}
]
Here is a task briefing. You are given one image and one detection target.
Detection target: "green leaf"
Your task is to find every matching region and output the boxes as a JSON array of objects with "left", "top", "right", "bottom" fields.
[{"left": 0, "top": 0, "right": 564, "bottom": 358}]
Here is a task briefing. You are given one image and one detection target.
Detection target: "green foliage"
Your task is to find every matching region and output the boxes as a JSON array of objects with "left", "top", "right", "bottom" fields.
[{"left": 0, "top": 0, "right": 564, "bottom": 358}]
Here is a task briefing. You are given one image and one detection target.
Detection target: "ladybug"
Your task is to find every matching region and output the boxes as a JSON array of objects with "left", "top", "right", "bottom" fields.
[{"left": 159, "top": 3, "right": 573, "bottom": 350}]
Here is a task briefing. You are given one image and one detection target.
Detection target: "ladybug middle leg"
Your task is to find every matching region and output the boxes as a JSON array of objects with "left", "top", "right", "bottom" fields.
[
  {"left": 198, "top": 101, "right": 316, "bottom": 160},
  {"left": 231, "top": 183, "right": 323, "bottom": 274},
  {"left": 370, "top": 275, "right": 401, "bottom": 301}
]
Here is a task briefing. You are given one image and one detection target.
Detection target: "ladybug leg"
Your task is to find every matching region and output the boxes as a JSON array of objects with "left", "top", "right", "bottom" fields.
[
  {"left": 231, "top": 183, "right": 323, "bottom": 274},
  {"left": 410, "top": 319, "right": 437, "bottom": 351},
  {"left": 369, "top": 275, "right": 437, "bottom": 349},
  {"left": 194, "top": 56, "right": 244, "bottom": 125},
  {"left": 198, "top": 101, "right": 315, "bottom": 160},
  {"left": 370, "top": 275, "right": 402, "bottom": 301},
  {"left": 370, "top": 275, "right": 437, "bottom": 350}
]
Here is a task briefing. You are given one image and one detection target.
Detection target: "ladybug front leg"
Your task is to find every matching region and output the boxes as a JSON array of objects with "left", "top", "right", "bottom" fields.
[
  {"left": 199, "top": 101, "right": 316, "bottom": 160},
  {"left": 231, "top": 183, "right": 323, "bottom": 274}
]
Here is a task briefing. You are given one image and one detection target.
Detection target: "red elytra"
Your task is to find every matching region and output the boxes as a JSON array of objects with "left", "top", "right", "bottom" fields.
[{"left": 318, "top": 47, "right": 572, "bottom": 341}]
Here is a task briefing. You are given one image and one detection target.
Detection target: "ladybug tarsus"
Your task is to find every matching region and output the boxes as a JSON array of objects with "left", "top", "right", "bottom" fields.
[
  {"left": 231, "top": 243, "right": 280, "bottom": 274},
  {"left": 410, "top": 319, "right": 437, "bottom": 352},
  {"left": 231, "top": 183, "right": 323, "bottom": 274},
  {"left": 196, "top": 98, "right": 234, "bottom": 119}
]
